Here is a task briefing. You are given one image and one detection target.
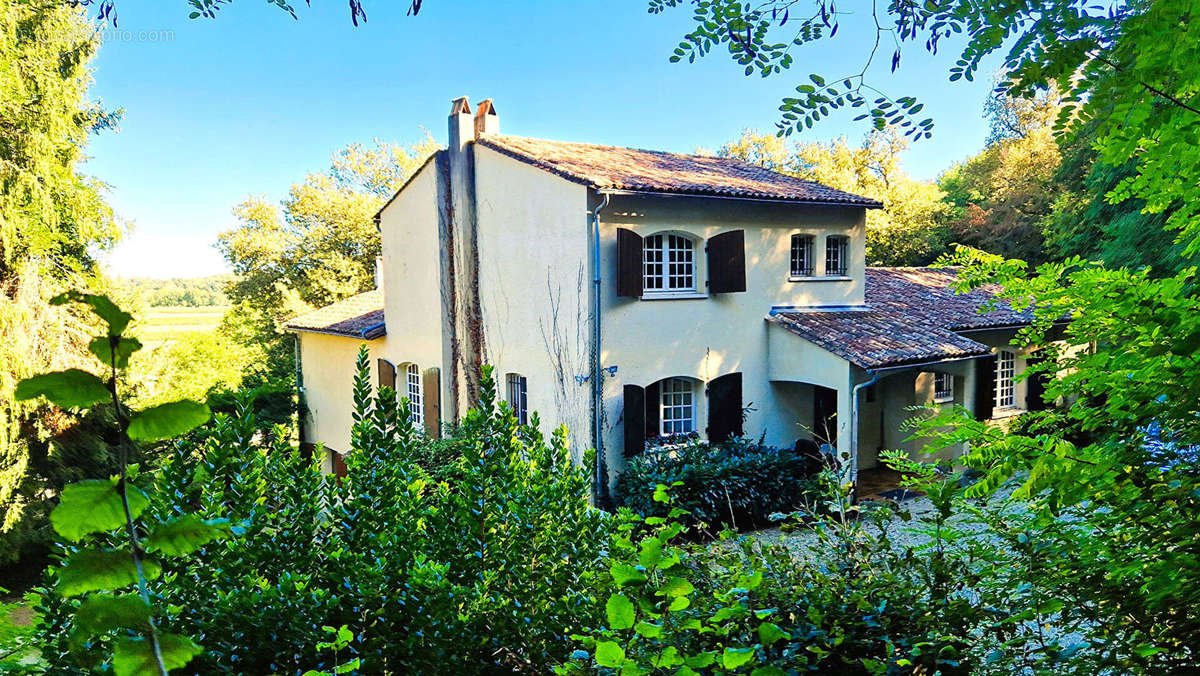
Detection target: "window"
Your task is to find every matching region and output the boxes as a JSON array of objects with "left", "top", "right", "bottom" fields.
[
  {"left": 825, "top": 235, "right": 849, "bottom": 276},
  {"left": 643, "top": 234, "right": 695, "bottom": 293},
  {"left": 790, "top": 234, "right": 814, "bottom": 277},
  {"left": 506, "top": 373, "right": 528, "bottom": 425},
  {"left": 405, "top": 363, "right": 423, "bottom": 425},
  {"left": 995, "top": 350, "right": 1016, "bottom": 409},
  {"left": 934, "top": 372, "right": 954, "bottom": 402},
  {"left": 659, "top": 377, "right": 696, "bottom": 436}
]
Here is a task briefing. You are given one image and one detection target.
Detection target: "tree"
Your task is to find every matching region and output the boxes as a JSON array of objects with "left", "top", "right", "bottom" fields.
[
  {"left": 75, "top": 0, "right": 422, "bottom": 25},
  {"left": 720, "top": 128, "right": 950, "bottom": 266},
  {"left": 217, "top": 136, "right": 437, "bottom": 377},
  {"left": 1, "top": 1, "right": 122, "bottom": 564},
  {"left": 938, "top": 88, "right": 1064, "bottom": 263}
]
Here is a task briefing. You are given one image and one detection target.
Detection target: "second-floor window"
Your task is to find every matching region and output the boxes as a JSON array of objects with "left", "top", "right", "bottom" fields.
[
  {"left": 825, "top": 235, "right": 849, "bottom": 276},
  {"left": 790, "top": 234, "right": 814, "bottom": 277},
  {"left": 506, "top": 373, "right": 528, "bottom": 425},
  {"left": 995, "top": 350, "right": 1016, "bottom": 409},
  {"left": 643, "top": 233, "right": 695, "bottom": 293}
]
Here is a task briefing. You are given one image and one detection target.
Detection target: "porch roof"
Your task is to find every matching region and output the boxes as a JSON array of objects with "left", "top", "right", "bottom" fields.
[
  {"left": 770, "top": 267, "right": 1035, "bottom": 369},
  {"left": 284, "top": 289, "right": 386, "bottom": 340}
]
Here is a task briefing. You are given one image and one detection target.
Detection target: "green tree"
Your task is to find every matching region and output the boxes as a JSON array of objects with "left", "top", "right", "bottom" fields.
[
  {"left": 720, "top": 128, "right": 950, "bottom": 266},
  {"left": 216, "top": 136, "right": 436, "bottom": 378},
  {"left": 1, "top": 1, "right": 122, "bottom": 564}
]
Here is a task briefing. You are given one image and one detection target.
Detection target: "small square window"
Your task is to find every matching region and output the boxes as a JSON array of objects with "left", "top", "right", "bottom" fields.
[{"left": 933, "top": 372, "right": 954, "bottom": 402}]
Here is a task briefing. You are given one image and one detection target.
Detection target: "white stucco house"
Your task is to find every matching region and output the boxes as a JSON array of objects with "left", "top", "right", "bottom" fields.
[{"left": 286, "top": 97, "right": 1052, "bottom": 496}]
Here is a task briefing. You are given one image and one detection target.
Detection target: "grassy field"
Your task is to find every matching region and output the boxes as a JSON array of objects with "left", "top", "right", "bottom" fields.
[{"left": 139, "top": 305, "right": 229, "bottom": 349}]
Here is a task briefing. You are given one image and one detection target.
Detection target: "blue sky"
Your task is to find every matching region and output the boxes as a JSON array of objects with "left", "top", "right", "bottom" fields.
[{"left": 88, "top": 0, "right": 1003, "bottom": 278}]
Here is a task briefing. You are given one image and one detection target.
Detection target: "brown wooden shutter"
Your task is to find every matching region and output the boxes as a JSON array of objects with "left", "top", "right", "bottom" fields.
[
  {"left": 706, "top": 372, "right": 743, "bottom": 443},
  {"left": 644, "top": 380, "right": 660, "bottom": 440},
  {"left": 623, "top": 384, "right": 646, "bottom": 458},
  {"left": 707, "top": 230, "right": 746, "bottom": 294},
  {"left": 974, "top": 354, "right": 997, "bottom": 421},
  {"left": 377, "top": 358, "right": 396, "bottom": 391},
  {"left": 423, "top": 367, "right": 441, "bottom": 438},
  {"left": 330, "top": 450, "right": 348, "bottom": 479},
  {"left": 1025, "top": 355, "right": 1049, "bottom": 411},
  {"left": 616, "top": 228, "right": 643, "bottom": 297}
]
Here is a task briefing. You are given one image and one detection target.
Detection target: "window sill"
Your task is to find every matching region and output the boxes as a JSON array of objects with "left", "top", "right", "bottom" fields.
[
  {"left": 789, "top": 275, "right": 854, "bottom": 282},
  {"left": 640, "top": 291, "right": 708, "bottom": 301},
  {"left": 934, "top": 396, "right": 954, "bottom": 404},
  {"left": 990, "top": 407, "right": 1025, "bottom": 420}
]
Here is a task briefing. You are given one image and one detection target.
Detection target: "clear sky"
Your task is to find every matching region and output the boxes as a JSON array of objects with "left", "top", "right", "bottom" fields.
[{"left": 87, "top": 0, "right": 1004, "bottom": 278}]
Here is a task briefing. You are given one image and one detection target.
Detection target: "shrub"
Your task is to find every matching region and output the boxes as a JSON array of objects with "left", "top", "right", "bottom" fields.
[
  {"left": 34, "top": 352, "right": 612, "bottom": 673},
  {"left": 616, "top": 437, "right": 820, "bottom": 534}
]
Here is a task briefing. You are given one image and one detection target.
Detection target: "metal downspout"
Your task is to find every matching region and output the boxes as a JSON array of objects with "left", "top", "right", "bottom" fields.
[
  {"left": 591, "top": 192, "right": 611, "bottom": 504},
  {"left": 849, "top": 371, "right": 879, "bottom": 501}
]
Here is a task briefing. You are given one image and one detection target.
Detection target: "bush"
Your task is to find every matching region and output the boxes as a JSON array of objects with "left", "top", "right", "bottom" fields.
[
  {"left": 34, "top": 354, "right": 611, "bottom": 674},
  {"left": 616, "top": 437, "right": 820, "bottom": 534}
]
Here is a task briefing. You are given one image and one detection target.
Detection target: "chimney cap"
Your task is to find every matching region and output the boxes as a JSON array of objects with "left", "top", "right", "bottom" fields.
[
  {"left": 451, "top": 96, "right": 471, "bottom": 115},
  {"left": 476, "top": 99, "right": 497, "bottom": 117}
]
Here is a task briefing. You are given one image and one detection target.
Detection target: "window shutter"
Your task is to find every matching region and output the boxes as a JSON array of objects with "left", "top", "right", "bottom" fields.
[
  {"left": 623, "top": 384, "right": 646, "bottom": 457},
  {"left": 423, "top": 367, "right": 441, "bottom": 438},
  {"left": 706, "top": 372, "right": 743, "bottom": 443},
  {"left": 707, "top": 230, "right": 746, "bottom": 293},
  {"left": 331, "top": 450, "right": 348, "bottom": 480},
  {"left": 377, "top": 359, "right": 396, "bottom": 391},
  {"left": 616, "top": 228, "right": 643, "bottom": 297},
  {"left": 1025, "top": 355, "right": 1050, "bottom": 411},
  {"left": 644, "top": 380, "right": 660, "bottom": 440},
  {"left": 974, "top": 355, "right": 997, "bottom": 421}
]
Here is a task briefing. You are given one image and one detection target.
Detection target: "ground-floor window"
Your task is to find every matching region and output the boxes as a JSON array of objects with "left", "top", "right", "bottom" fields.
[
  {"left": 659, "top": 377, "right": 696, "bottom": 436},
  {"left": 405, "top": 363, "right": 423, "bottom": 425},
  {"left": 934, "top": 372, "right": 954, "bottom": 402},
  {"left": 995, "top": 350, "right": 1016, "bottom": 409},
  {"left": 506, "top": 373, "right": 528, "bottom": 425}
]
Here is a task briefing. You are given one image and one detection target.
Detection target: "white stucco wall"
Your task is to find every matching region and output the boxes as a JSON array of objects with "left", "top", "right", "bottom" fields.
[
  {"left": 298, "top": 332, "right": 386, "bottom": 454},
  {"left": 473, "top": 146, "right": 593, "bottom": 457},
  {"left": 597, "top": 194, "right": 868, "bottom": 483}
]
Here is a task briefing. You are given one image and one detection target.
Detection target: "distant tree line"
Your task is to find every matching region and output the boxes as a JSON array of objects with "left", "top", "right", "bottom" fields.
[{"left": 118, "top": 275, "right": 234, "bottom": 307}]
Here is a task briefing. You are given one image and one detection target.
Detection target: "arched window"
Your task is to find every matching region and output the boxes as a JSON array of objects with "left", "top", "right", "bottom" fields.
[
  {"left": 643, "top": 233, "right": 696, "bottom": 293},
  {"left": 403, "top": 363, "right": 423, "bottom": 425}
]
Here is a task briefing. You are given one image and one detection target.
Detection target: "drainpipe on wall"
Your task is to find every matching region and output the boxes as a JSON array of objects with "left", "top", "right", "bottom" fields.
[
  {"left": 849, "top": 371, "right": 879, "bottom": 502},
  {"left": 591, "top": 191, "right": 611, "bottom": 506}
]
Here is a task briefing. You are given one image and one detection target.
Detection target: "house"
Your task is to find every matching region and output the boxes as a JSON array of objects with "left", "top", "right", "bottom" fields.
[{"left": 285, "top": 97, "right": 1051, "bottom": 496}]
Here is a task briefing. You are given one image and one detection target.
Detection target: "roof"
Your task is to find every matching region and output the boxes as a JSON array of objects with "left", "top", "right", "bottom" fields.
[
  {"left": 476, "top": 134, "right": 882, "bottom": 207},
  {"left": 770, "top": 268, "right": 1036, "bottom": 369},
  {"left": 284, "top": 289, "right": 386, "bottom": 340}
]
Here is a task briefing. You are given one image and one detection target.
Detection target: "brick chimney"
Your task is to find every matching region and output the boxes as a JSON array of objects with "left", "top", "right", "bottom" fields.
[{"left": 473, "top": 99, "right": 498, "bottom": 138}]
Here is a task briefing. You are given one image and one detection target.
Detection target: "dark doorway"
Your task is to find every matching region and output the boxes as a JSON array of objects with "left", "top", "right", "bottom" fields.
[{"left": 813, "top": 385, "right": 838, "bottom": 448}]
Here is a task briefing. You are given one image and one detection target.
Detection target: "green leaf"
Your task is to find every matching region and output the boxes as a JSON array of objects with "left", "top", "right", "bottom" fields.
[
  {"left": 127, "top": 401, "right": 211, "bottom": 442},
  {"left": 113, "top": 633, "right": 203, "bottom": 675},
  {"left": 145, "top": 515, "right": 231, "bottom": 556},
  {"left": 89, "top": 336, "right": 143, "bottom": 369},
  {"left": 52, "top": 291, "right": 132, "bottom": 336},
  {"left": 751, "top": 667, "right": 787, "bottom": 676},
  {"left": 757, "top": 621, "right": 789, "bottom": 645},
  {"left": 610, "top": 562, "right": 647, "bottom": 587},
  {"left": 657, "top": 576, "right": 694, "bottom": 598},
  {"left": 15, "top": 369, "right": 109, "bottom": 410},
  {"left": 606, "top": 593, "right": 636, "bottom": 630},
  {"left": 51, "top": 479, "right": 148, "bottom": 542},
  {"left": 58, "top": 549, "right": 161, "bottom": 597},
  {"left": 722, "top": 646, "right": 757, "bottom": 669},
  {"left": 594, "top": 641, "right": 625, "bottom": 668},
  {"left": 73, "top": 594, "right": 154, "bottom": 641},
  {"left": 684, "top": 651, "right": 716, "bottom": 668},
  {"left": 634, "top": 621, "right": 663, "bottom": 638},
  {"left": 639, "top": 538, "right": 663, "bottom": 568}
]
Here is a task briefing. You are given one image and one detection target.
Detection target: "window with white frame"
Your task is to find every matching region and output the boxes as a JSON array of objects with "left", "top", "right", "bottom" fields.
[
  {"left": 995, "top": 350, "right": 1016, "bottom": 409},
  {"left": 643, "top": 234, "right": 696, "bottom": 293},
  {"left": 825, "top": 235, "right": 849, "bottom": 276},
  {"left": 934, "top": 372, "right": 954, "bottom": 402},
  {"left": 405, "top": 363, "right": 423, "bottom": 425},
  {"left": 659, "top": 377, "right": 696, "bottom": 436},
  {"left": 506, "top": 373, "right": 528, "bottom": 425},
  {"left": 790, "top": 234, "right": 814, "bottom": 277}
]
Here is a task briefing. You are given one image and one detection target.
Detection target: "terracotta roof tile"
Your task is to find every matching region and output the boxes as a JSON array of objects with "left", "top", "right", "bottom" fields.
[
  {"left": 477, "top": 134, "right": 882, "bottom": 206},
  {"left": 284, "top": 290, "right": 385, "bottom": 340},
  {"left": 771, "top": 268, "right": 1035, "bottom": 369}
]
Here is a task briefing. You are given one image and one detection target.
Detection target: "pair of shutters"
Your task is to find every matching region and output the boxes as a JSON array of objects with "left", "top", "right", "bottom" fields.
[
  {"left": 377, "top": 359, "right": 442, "bottom": 438},
  {"left": 623, "top": 372, "right": 742, "bottom": 457},
  {"left": 616, "top": 229, "right": 746, "bottom": 297}
]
